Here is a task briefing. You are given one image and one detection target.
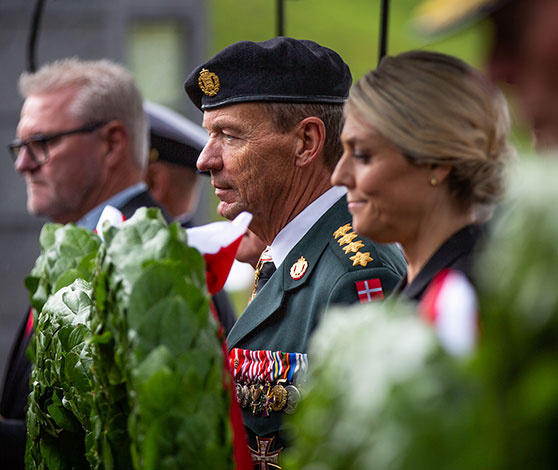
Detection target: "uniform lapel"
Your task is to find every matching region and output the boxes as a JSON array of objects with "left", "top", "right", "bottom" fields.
[
  {"left": 226, "top": 196, "right": 349, "bottom": 349},
  {"left": 226, "top": 265, "right": 286, "bottom": 348}
]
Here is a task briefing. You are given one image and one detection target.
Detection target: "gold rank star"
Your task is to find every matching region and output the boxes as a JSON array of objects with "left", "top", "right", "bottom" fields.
[
  {"left": 333, "top": 223, "right": 352, "bottom": 239},
  {"left": 337, "top": 232, "right": 357, "bottom": 246},
  {"left": 349, "top": 251, "right": 374, "bottom": 267},
  {"left": 343, "top": 240, "right": 365, "bottom": 254}
]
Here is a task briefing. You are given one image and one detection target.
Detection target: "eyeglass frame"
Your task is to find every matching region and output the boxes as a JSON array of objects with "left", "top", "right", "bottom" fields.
[{"left": 7, "top": 121, "right": 108, "bottom": 166}]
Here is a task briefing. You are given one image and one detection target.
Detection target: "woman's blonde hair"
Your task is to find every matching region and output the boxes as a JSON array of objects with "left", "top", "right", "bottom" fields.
[{"left": 347, "top": 50, "right": 514, "bottom": 209}]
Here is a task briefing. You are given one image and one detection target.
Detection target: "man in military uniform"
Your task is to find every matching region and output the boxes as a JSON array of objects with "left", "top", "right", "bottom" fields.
[
  {"left": 184, "top": 37, "right": 406, "bottom": 468},
  {"left": 415, "top": 0, "right": 558, "bottom": 151},
  {"left": 1, "top": 58, "right": 169, "bottom": 469}
]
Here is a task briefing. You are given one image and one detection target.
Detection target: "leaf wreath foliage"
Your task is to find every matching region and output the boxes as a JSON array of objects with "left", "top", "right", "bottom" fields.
[{"left": 24, "top": 208, "right": 233, "bottom": 470}]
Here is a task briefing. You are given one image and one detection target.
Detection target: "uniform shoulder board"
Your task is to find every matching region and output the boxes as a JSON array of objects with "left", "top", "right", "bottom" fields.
[{"left": 331, "top": 223, "right": 377, "bottom": 268}]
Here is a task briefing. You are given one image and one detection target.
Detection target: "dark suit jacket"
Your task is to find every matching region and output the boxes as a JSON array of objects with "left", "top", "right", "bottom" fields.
[
  {"left": 226, "top": 196, "right": 406, "bottom": 456},
  {"left": 397, "top": 224, "right": 486, "bottom": 302},
  {"left": 0, "top": 189, "right": 171, "bottom": 469}
]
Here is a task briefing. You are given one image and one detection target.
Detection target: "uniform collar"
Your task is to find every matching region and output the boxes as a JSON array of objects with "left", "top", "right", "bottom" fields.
[
  {"left": 399, "top": 223, "right": 485, "bottom": 301},
  {"left": 269, "top": 186, "right": 346, "bottom": 268}
]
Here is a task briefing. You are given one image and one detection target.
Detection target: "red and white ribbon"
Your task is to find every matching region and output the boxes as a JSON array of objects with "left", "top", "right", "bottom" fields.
[{"left": 419, "top": 268, "right": 478, "bottom": 357}]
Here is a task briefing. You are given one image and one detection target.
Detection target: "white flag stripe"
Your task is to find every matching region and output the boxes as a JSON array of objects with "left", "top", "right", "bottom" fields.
[
  {"left": 358, "top": 279, "right": 382, "bottom": 302},
  {"left": 434, "top": 270, "right": 477, "bottom": 357}
]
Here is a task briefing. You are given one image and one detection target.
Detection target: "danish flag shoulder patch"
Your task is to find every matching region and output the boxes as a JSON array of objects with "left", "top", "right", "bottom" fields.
[{"left": 355, "top": 278, "right": 384, "bottom": 303}]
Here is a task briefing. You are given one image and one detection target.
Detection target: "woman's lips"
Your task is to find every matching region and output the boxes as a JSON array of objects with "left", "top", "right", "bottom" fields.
[{"left": 347, "top": 200, "right": 366, "bottom": 211}]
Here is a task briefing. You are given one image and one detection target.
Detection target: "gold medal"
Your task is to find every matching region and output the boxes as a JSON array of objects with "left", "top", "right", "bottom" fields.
[{"left": 270, "top": 384, "right": 288, "bottom": 411}]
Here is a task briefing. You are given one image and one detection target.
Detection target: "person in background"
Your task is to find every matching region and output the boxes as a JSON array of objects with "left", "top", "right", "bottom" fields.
[
  {"left": 332, "top": 50, "right": 514, "bottom": 301},
  {"left": 415, "top": 0, "right": 558, "bottom": 152},
  {"left": 144, "top": 101, "right": 206, "bottom": 227},
  {"left": 1, "top": 58, "right": 168, "bottom": 469},
  {"left": 144, "top": 100, "right": 236, "bottom": 334},
  {"left": 184, "top": 36, "right": 406, "bottom": 467}
]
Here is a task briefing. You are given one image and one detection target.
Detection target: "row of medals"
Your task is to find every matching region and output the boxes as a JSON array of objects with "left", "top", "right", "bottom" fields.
[{"left": 236, "top": 379, "right": 301, "bottom": 417}]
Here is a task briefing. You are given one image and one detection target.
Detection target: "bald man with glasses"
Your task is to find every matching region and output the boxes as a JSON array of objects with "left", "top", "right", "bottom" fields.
[{"left": 1, "top": 58, "right": 169, "bottom": 469}]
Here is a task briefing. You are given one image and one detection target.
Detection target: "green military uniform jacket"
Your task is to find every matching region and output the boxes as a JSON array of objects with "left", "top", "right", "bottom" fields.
[{"left": 226, "top": 196, "right": 406, "bottom": 462}]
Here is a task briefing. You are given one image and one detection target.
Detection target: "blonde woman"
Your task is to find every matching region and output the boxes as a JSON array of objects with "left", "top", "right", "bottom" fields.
[{"left": 332, "top": 51, "right": 514, "bottom": 301}]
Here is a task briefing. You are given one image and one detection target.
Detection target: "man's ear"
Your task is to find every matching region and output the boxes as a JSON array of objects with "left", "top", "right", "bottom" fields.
[
  {"left": 102, "top": 120, "right": 129, "bottom": 168},
  {"left": 294, "top": 116, "right": 326, "bottom": 167}
]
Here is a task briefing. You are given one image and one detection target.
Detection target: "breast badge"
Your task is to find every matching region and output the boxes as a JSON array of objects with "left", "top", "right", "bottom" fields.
[{"left": 290, "top": 256, "right": 308, "bottom": 280}]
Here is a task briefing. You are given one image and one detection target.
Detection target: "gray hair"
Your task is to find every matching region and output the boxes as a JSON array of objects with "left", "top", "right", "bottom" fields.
[
  {"left": 347, "top": 50, "right": 515, "bottom": 210},
  {"left": 263, "top": 102, "right": 345, "bottom": 171},
  {"left": 19, "top": 58, "right": 148, "bottom": 171}
]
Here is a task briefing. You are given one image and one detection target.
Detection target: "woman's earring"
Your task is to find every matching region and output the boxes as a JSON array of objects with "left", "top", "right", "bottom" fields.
[{"left": 430, "top": 175, "right": 438, "bottom": 186}]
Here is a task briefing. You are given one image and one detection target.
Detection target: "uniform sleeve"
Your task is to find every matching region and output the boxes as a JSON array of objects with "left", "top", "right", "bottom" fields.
[{"left": 327, "top": 266, "right": 404, "bottom": 307}]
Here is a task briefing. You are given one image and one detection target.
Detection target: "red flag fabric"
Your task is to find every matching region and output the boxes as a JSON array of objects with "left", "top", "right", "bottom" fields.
[
  {"left": 355, "top": 278, "right": 384, "bottom": 303},
  {"left": 419, "top": 268, "right": 478, "bottom": 356},
  {"left": 186, "top": 212, "right": 253, "bottom": 294}
]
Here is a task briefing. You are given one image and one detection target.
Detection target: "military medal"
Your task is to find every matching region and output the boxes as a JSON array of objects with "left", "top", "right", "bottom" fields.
[
  {"left": 251, "top": 384, "right": 264, "bottom": 415},
  {"left": 283, "top": 384, "right": 301, "bottom": 414},
  {"left": 250, "top": 436, "right": 282, "bottom": 470},
  {"left": 229, "top": 348, "right": 308, "bottom": 415},
  {"left": 270, "top": 383, "right": 288, "bottom": 411},
  {"left": 240, "top": 384, "right": 250, "bottom": 408}
]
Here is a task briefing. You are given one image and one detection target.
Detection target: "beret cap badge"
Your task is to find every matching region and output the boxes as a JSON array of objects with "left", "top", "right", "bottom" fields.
[{"left": 198, "top": 68, "right": 220, "bottom": 97}]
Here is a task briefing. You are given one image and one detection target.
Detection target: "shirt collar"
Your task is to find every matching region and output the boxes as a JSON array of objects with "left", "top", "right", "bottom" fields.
[
  {"left": 269, "top": 185, "right": 346, "bottom": 268},
  {"left": 77, "top": 182, "right": 148, "bottom": 231}
]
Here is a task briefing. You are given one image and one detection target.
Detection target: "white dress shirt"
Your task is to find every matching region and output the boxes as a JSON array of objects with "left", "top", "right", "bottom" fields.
[{"left": 269, "top": 185, "right": 347, "bottom": 268}]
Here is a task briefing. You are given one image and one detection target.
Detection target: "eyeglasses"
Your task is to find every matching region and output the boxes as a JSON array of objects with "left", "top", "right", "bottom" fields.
[{"left": 7, "top": 121, "right": 107, "bottom": 166}]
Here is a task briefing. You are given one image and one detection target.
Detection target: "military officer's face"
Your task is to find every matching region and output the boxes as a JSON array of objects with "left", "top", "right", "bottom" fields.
[
  {"left": 14, "top": 87, "right": 108, "bottom": 223},
  {"left": 332, "top": 113, "right": 435, "bottom": 245},
  {"left": 198, "top": 102, "right": 297, "bottom": 224},
  {"left": 488, "top": 0, "right": 558, "bottom": 150}
]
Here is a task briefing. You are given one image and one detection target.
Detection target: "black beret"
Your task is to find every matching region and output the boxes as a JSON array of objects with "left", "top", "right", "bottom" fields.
[
  {"left": 184, "top": 36, "right": 352, "bottom": 111},
  {"left": 144, "top": 101, "right": 207, "bottom": 170}
]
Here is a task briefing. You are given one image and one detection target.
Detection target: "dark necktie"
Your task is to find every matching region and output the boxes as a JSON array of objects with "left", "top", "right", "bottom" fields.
[{"left": 251, "top": 248, "right": 276, "bottom": 300}]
